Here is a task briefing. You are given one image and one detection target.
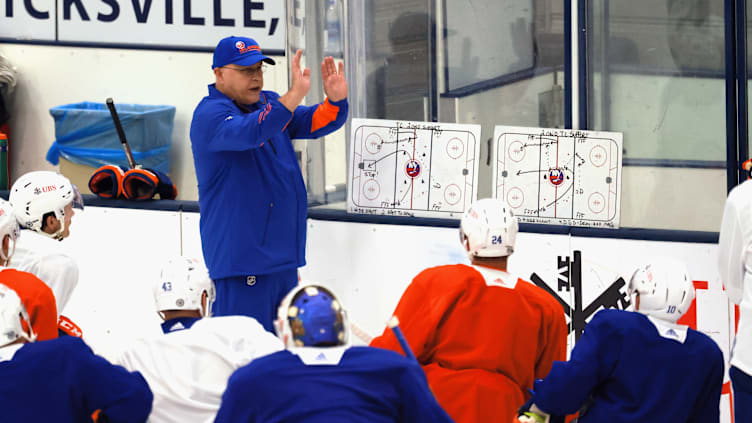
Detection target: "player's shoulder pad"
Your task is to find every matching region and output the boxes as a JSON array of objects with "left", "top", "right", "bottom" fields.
[
  {"left": 688, "top": 327, "right": 724, "bottom": 357},
  {"left": 35, "top": 252, "right": 78, "bottom": 267},
  {"left": 584, "top": 308, "right": 630, "bottom": 332},
  {"left": 51, "top": 335, "right": 91, "bottom": 355},
  {"left": 415, "top": 263, "right": 471, "bottom": 282},
  {"left": 194, "top": 315, "right": 283, "bottom": 350},
  {"left": 195, "top": 315, "right": 266, "bottom": 333},
  {"left": 352, "top": 346, "right": 419, "bottom": 369},
  {"left": 231, "top": 349, "right": 291, "bottom": 381},
  {"left": 592, "top": 308, "right": 632, "bottom": 323}
]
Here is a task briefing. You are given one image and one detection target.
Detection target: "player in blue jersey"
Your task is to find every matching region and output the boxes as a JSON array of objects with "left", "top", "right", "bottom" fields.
[
  {"left": 215, "top": 284, "right": 453, "bottom": 423},
  {"left": 153, "top": 256, "right": 215, "bottom": 334},
  {"left": 518, "top": 259, "right": 724, "bottom": 423},
  {"left": 0, "top": 283, "right": 152, "bottom": 423},
  {"left": 190, "top": 36, "right": 349, "bottom": 331}
]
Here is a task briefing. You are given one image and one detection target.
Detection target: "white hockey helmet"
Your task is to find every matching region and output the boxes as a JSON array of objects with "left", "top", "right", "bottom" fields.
[
  {"left": 153, "top": 256, "right": 215, "bottom": 318},
  {"left": 460, "top": 198, "right": 519, "bottom": 258},
  {"left": 9, "top": 171, "right": 84, "bottom": 241},
  {"left": 0, "top": 284, "right": 36, "bottom": 348},
  {"left": 629, "top": 259, "right": 695, "bottom": 323},
  {"left": 0, "top": 199, "right": 20, "bottom": 264},
  {"left": 275, "top": 284, "right": 350, "bottom": 349}
]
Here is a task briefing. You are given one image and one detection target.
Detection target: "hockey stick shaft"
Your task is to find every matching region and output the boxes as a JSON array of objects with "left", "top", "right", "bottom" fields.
[
  {"left": 388, "top": 316, "right": 416, "bottom": 361},
  {"left": 350, "top": 321, "right": 374, "bottom": 345},
  {"left": 105, "top": 98, "right": 137, "bottom": 169}
]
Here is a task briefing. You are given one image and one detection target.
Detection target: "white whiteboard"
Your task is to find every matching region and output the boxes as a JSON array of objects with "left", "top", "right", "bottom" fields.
[
  {"left": 348, "top": 118, "right": 481, "bottom": 218},
  {"left": 493, "top": 126, "right": 623, "bottom": 228}
]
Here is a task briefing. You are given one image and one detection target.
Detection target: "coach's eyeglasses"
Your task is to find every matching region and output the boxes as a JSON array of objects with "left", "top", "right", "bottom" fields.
[{"left": 222, "top": 64, "right": 266, "bottom": 77}]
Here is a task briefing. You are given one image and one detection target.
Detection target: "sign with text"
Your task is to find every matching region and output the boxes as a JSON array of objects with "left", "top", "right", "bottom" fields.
[{"left": 0, "top": 0, "right": 285, "bottom": 51}]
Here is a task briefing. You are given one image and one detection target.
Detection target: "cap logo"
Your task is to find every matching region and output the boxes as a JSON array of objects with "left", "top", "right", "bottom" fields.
[{"left": 234, "top": 40, "right": 261, "bottom": 54}]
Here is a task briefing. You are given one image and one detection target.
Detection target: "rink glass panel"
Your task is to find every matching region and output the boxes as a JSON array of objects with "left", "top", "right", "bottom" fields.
[
  {"left": 312, "top": 0, "right": 566, "bottom": 211},
  {"left": 587, "top": 0, "right": 727, "bottom": 231}
]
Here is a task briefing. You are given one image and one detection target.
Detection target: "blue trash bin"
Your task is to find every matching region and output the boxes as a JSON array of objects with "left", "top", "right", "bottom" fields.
[{"left": 46, "top": 102, "right": 176, "bottom": 173}]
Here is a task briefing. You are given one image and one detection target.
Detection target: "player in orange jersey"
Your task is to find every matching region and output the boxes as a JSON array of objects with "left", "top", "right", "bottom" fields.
[{"left": 371, "top": 198, "right": 568, "bottom": 423}]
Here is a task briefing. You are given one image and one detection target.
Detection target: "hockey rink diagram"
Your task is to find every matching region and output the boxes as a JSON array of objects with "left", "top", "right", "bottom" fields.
[
  {"left": 493, "top": 126, "right": 623, "bottom": 228},
  {"left": 348, "top": 119, "right": 481, "bottom": 218}
]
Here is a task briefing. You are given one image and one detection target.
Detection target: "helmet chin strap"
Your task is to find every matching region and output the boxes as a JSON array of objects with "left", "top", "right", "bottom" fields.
[{"left": 52, "top": 217, "right": 66, "bottom": 241}]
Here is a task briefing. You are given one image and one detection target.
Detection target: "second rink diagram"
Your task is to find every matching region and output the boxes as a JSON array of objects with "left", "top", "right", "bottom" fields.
[
  {"left": 493, "top": 126, "right": 623, "bottom": 228},
  {"left": 348, "top": 119, "right": 481, "bottom": 218}
]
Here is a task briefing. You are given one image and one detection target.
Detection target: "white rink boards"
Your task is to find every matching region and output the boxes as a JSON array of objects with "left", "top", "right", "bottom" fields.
[
  {"left": 493, "top": 126, "right": 623, "bottom": 228},
  {"left": 348, "top": 119, "right": 481, "bottom": 218}
]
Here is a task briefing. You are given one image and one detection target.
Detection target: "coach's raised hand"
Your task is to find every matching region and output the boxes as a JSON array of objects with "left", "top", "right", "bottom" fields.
[
  {"left": 322, "top": 56, "right": 347, "bottom": 102},
  {"left": 279, "top": 49, "right": 310, "bottom": 112}
]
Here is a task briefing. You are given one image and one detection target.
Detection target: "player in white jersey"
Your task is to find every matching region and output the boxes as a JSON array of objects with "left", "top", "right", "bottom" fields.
[
  {"left": 8, "top": 171, "right": 84, "bottom": 336},
  {"left": 117, "top": 255, "right": 283, "bottom": 423},
  {"left": 718, "top": 178, "right": 752, "bottom": 420},
  {"left": 154, "top": 256, "right": 215, "bottom": 334}
]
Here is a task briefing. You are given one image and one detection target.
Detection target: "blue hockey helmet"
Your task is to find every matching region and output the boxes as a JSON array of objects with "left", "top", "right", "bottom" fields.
[{"left": 276, "top": 285, "right": 349, "bottom": 348}]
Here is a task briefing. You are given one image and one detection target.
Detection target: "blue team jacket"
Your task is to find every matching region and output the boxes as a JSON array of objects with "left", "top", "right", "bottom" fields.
[
  {"left": 215, "top": 346, "right": 454, "bottom": 422},
  {"left": 533, "top": 309, "right": 724, "bottom": 423},
  {"left": 190, "top": 85, "right": 348, "bottom": 279},
  {"left": 0, "top": 337, "right": 152, "bottom": 423}
]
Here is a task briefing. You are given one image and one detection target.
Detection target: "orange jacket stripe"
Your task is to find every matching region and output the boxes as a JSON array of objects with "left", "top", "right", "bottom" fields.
[{"left": 310, "top": 98, "right": 340, "bottom": 133}]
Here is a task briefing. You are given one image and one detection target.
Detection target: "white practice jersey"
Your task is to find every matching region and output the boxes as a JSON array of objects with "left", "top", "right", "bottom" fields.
[
  {"left": 10, "top": 230, "right": 78, "bottom": 317},
  {"left": 718, "top": 179, "right": 752, "bottom": 375},
  {"left": 116, "top": 315, "right": 283, "bottom": 423}
]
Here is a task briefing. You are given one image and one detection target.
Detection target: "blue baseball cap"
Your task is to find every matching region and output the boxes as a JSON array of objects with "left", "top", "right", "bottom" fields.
[{"left": 212, "top": 36, "right": 276, "bottom": 69}]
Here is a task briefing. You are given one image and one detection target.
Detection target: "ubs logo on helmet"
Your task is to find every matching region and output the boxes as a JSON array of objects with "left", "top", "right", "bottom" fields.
[{"left": 33, "top": 186, "right": 57, "bottom": 195}]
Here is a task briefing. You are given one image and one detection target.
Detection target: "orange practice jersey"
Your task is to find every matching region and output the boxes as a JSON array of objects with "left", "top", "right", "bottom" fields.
[{"left": 371, "top": 264, "right": 567, "bottom": 423}]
